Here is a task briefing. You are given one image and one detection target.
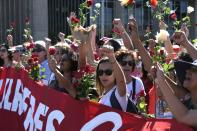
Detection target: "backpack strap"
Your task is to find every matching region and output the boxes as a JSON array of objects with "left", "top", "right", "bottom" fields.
[
  {"left": 110, "top": 89, "right": 123, "bottom": 111},
  {"left": 130, "top": 77, "right": 136, "bottom": 100},
  {"left": 110, "top": 88, "right": 139, "bottom": 114}
]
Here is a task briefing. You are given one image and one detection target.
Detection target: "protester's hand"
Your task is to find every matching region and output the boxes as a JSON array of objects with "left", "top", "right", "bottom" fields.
[
  {"left": 159, "top": 21, "right": 168, "bottom": 30},
  {"left": 180, "top": 23, "right": 189, "bottom": 38},
  {"left": 128, "top": 18, "right": 139, "bottom": 38},
  {"left": 44, "top": 37, "right": 51, "bottom": 51},
  {"left": 172, "top": 31, "right": 188, "bottom": 46},
  {"left": 58, "top": 32, "right": 65, "bottom": 42},
  {"left": 113, "top": 18, "right": 125, "bottom": 35},
  {"left": 7, "top": 34, "right": 13, "bottom": 47},
  {"left": 100, "top": 45, "right": 115, "bottom": 60}
]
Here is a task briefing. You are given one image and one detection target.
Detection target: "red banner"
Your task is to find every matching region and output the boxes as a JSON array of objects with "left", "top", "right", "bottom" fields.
[{"left": 0, "top": 68, "right": 193, "bottom": 131}]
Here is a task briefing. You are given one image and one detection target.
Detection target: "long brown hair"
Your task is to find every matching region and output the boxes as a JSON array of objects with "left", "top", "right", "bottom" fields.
[{"left": 96, "top": 57, "right": 111, "bottom": 96}]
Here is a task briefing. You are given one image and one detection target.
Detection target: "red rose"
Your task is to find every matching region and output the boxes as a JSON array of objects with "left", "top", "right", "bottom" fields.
[
  {"left": 159, "top": 49, "right": 164, "bottom": 55},
  {"left": 72, "top": 70, "right": 85, "bottom": 79},
  {"left": 71, "top": 17, "right": 80, "bottom": 24},
  {"left": 170, "top": 13, "right": 177, "bottom": 20},
  {"left": 150, "top": 0, "right": 158, "bottom": 8},
  {"left": 29, "top": 42, "right": 35, "bottom": 49},
  {"left": 149, "top": 50, "right": 154, "bottom": 57},
  {"left": 49, "top": 46, "right": 56, "bottom": 55},
  {"left": 28, "top": 58, "right": 34, "bottom": 65},
  {"left": 73, "top": 82, "right": 80, "bottom": 88},
  {"left": 128, "top": 0, "right": 135, "bottom": 5},
  {"left": 87, "top": 0, "right": 93, "bottom": 7},
  {"left": 31, "top": 54, "right": 38, "bottom": 59},
  {"left": 33, "top": 57, "right": 39, "bottom": 62},
  {"left": 70, "top": 43, "right": 79, "bottom": 52},
  {"left": 84, "top": 64, "right": 95, "bottom": 74}
]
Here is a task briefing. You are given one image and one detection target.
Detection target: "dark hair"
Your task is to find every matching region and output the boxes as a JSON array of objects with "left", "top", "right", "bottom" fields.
[
  {"left": 115, "top": 49, "right": 136, "bottom": 72},
  {"left": 0, "top": 44, "right": 13, "bottom": 61},
  {"left": 97, "top": 38, "right": 121, "bottom": 52},
  {"left": 62, "top": 50, "right": 78, "bottom": 72},
  {"left": 107, "top": 39, "right": 121, "bottom": 52},
  {"left": 178, "top": 51, "right": 193, "bottom": 62},
  {"left": 96, "top": 57, "right": 110, "bottom": 95}
]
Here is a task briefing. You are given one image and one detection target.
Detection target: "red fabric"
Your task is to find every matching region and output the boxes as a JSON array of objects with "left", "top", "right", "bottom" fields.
[
  {"left": 0, "top": 68, "right": 192, "bottom": 131},
  {"left": 148, "top": 85, "right": 156, "bottom": 114}
]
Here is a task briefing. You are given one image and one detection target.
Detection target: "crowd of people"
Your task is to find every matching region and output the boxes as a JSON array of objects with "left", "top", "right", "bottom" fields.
[{"left": 0, "top": 14, "right": 197, "bottom": 128}]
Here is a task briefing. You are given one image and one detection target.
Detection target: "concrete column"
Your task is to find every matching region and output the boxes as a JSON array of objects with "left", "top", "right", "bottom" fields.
[{"left": 32, "top": 0, "right": 48, "bottom": 40}]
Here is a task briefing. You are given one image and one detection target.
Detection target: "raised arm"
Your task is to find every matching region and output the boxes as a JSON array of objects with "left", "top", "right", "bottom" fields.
[
  {"left": 128, "top": 19, "right": 152, "bottom": 72},
  {"left": 100, "top": 45, "right": 127, "bottom": 96},
  {"left": 173, "top": 31, "right": 197, "bottom": 60},
  {"left": 155, "top": 63, "right": 197, "bottom": 127},
  {"left": 48, "top": 58, "right": 76, "bottom": 97},
  {"left": 113, "top": 18, "right": 134, "bottom": 50}
]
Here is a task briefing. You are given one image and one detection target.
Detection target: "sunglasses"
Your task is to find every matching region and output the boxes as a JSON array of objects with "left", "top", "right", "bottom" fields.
[
  {"left": 98, "top": 69, "right": 113, "bottom": 76},
  {"left": 0, "top": 48, "right": 7, "bottom": 52},
  {"left": 119, "top": 61, "right": 134, "bottom": 66}
]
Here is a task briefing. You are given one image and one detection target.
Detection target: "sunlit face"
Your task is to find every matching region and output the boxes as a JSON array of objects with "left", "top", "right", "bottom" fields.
[
  {"left": 183, "top": 67, "right": 197, "bottom": 91},
  {"left": 119, "top": 55, "right": 134, "bottom": 76},
  {"left": 98, "top": 62, "right": 115, "bottom": 89},
  {"left": 0, "top": 47, "right": 8, "bottom": 59},
  {"left": 60, "top": 54, "right": 71, "bottom": 72}
]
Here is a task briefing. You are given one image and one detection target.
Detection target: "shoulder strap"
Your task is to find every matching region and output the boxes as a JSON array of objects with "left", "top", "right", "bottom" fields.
[
  {"left": 131, "top": 77, "right": 136, "bottom": 100},
  {"left": 110, "top": 88, "right": 139, "bottom": 114},
  {"left": 110, "top": 89, "right": 123, "bottom": 111}
]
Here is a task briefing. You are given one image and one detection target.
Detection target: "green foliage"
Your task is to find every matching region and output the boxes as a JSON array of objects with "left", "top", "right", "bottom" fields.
[{"left": 146, "top": 0, "right": 171, "bottom": 21}]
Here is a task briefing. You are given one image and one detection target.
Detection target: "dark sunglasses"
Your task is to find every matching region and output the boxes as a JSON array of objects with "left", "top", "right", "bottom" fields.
[
  {"left": 98, "top": 69, "right": 113, "bottom": 76},
  {"left": 119, "top": 61, "right": 134, "bottom": 66},
  {"left": 0, "top": 48, "right": 7, "bottom": 52}
]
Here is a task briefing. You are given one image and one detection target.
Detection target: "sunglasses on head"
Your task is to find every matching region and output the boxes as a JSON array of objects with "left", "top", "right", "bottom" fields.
[
  {"left": 0, "top": 48, "right": 7, "bottom": 52},
  {"left": 98, "top": 69, "right": 113, "bottom": 76},
  {"left": 119, "top": 61, "right": 134, "bottom": 66}
]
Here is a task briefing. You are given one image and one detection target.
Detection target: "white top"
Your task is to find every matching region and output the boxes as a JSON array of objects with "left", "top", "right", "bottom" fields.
[
  {"left": 99, "top": 86, "right": 128, "bottom": 112},
  {"left": 127, "top": 76, "right": 146, "bottom": 104}
]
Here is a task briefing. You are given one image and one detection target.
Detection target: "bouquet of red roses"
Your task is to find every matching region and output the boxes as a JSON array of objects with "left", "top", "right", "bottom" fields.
[{"left": 72, "top": 64, "right": 97, "bottom": 100}]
